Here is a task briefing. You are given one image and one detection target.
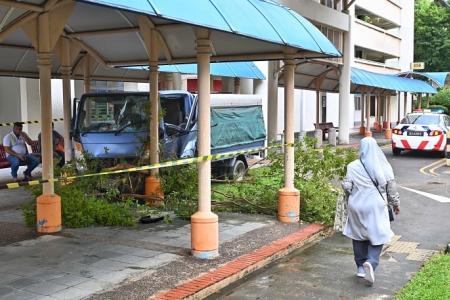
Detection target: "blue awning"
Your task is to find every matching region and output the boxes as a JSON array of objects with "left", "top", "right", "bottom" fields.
[
  {"left": 81, "top": 0, "right": 341, "bottom": 58},
  {"left": 144, "top": 62, "right": 265, "bottom": 80},
  {"left": 281, "top": 61, "right": 437, "bottom": 94},
  {"left": 423, "top": 72, "right": 449, "bottom": 87},
  {"left": 396, "top": 71, "right": 450, "bottom": 88},
  {"left": 351, "top": 68, "right": 437, "bottom": 94}
]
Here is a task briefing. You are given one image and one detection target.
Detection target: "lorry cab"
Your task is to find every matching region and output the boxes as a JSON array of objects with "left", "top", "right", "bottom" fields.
[{"left": 72, "top": 91, "right": 195, "bottom": 163}]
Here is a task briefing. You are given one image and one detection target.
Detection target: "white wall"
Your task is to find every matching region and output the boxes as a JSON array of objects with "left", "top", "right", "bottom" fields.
[
  {"left": 0, "top": 77, "right": 21, "bottom": 139},
  {"left": 253, "top": 61, "right": 269, "bottom": 134}
]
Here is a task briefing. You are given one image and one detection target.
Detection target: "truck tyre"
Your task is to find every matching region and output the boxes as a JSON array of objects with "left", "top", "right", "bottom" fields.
[
  {"left": 229, "top": 159, "right": 246, "bottom": 182},
  {"left": 392, "top": 147, "right": 401, "bottom": 156}
]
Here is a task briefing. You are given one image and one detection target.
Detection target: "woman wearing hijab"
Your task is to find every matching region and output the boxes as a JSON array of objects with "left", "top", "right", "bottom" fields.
[{"left": 341, "top": 137, "right": 400, "bottom": 285}]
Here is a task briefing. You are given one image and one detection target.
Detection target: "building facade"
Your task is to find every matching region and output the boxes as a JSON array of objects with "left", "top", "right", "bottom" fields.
[{"left": 269, "top": 0, "right": 415, "bottom": 138}]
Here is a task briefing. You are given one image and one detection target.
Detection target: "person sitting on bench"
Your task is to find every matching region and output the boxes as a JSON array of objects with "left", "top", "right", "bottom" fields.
[{"left": 2, "top": 122, "right": 39, "bottom": 181}]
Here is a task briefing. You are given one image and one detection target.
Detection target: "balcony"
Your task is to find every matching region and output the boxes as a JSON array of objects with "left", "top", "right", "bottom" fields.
[
  {"left": 355, "top": 0, "right": 401, "bottom": 30},
  {"left": 354, "top": 19, "right": 401, "bottom": 58},
  {"left": 276, "top": 0, "right": 349, "bottom": 31},
  {"left": 354, "top": 58, "right": 400, "bottom": 74}
]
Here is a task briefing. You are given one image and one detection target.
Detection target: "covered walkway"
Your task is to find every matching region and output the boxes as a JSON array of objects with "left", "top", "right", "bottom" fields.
[
  {"left": 277, "top": 61, "right": 437, "bottom": 139},
  {"left": 0, "top": 0, "right": 340, "bottom": 258}
]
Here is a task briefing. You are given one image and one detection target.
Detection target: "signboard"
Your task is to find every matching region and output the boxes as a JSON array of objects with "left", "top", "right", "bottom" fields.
[{"left": 411, "top": 62, "right": 425, "bottom": 70}]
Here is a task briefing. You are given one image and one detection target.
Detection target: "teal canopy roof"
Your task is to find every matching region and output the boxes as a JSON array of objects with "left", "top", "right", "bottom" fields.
[
  {"left": 351, "top": 68, "right": 437, "bottom": 94},
  {"left": 83, "top": 0, "right": 341, "bottom": 58},
  {"left": 423, "top": 72, "right": 449, "bottom": 87},
  {"left": 136, "top": 62, "right": 265, "bottom": 80},
  {"left": 280, "top": 61, "right": 437, "bottom": 94},
  {"left": 396, "top": 71, "right": 450, "bottom": 88},
  {"left": 0, "top": 0, "right": 340, "bottom": 81}
]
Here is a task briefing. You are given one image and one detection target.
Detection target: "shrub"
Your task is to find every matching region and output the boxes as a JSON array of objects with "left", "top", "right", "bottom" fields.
[
  {"left": 212, "top": 138, "right": 357, "bottom": 225},
  {"left": 160, "top": 164, "right": 199, "bottom": 219},
  {"left": 22, "top": 184, "right": 136, "bottom": 227},
  {"left": 22, "top": 155, "right": 154, "bottom": 228}
]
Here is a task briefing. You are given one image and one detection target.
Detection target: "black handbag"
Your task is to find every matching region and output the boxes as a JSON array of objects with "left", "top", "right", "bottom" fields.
[{"left": 360, "top": 159, "right": 394, "bottom": 222}]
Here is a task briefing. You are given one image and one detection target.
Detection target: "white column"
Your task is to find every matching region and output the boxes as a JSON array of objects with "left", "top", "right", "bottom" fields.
[
  {"left": 338, "top": 10, "right": 354, "bottom": 144},
  {"left": 240, "top": 78, "right": 253, "bottom": 94},
  {"left": 267, "top": 60, "right": 279, "bottom": 142}
]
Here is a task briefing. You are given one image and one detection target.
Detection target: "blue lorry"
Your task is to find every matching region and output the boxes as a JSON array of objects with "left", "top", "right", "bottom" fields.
[{"left": 72, "top": 91, "right": 266, "bottom": 180}]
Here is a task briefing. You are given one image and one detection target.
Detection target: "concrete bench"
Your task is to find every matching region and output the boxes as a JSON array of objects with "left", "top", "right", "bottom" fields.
[{"left": 314, "top": 122, "right": 339, "bottom": 140}]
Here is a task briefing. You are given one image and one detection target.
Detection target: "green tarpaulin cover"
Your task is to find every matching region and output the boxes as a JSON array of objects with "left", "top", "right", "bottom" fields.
[{"left": 211, "top": 106, "right": 266, "bottom": 150}]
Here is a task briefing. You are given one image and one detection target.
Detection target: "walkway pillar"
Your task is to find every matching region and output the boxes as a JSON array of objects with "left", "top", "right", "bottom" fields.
[
  {"left": 385, "top": 94, "right": 392, "bottom": 139},
  {"left": 382, "top": 94, "right": 388, "bottom": 129},
  {"left": 234, "top": 77, "right": 241, "bottom": 94},
  {"left": 36, "top": 13, "right": 61, "bottom": 233},
  {"left": 277, "top": 56, "right": 300, "bottom": 223},
  {"left": 404, "top": 92, "right": 408, "bottom": 118},
  {"left": 83, "top": 55, "right": 91, "bottom": 93},
  {"left": 338, "top": 7, "right": 354, "bottom": 145},
  {"left": 61, "top": 37, "right": 72, "bottom": 162},
  {"left": 364, "top": 94, "right": 372, "bottom": 137},
  {"left": 426, "top": 93, "right": 430, "bottom": 109},
  {"left": 145, "top": 30, "right": 163, "bottom": 204},
  {"left": 359, "top": 93, "right": 365, "bottom": 135},
  {"left": 267, "top": 61, "right": 279, "bottom": 142},
  {"left": 191, "top": 30, "right": 219, "bottom": 259},
  {"left": 397, "top": 92, "right": 401, "bottom": 124},
  {"left": 418, "top": 93, "right": 422, "bottom": 110},
  {"left": 373, "top": 94, "right": 379, "bottom": 132},
  {"left": 315, "top": 89, "right": 320, "bottom": 126}
]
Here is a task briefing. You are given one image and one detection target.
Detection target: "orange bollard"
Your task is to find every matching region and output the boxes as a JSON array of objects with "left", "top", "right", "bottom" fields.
[
  {"left": 191, "top": 211, "right": 219, "bottom": 259},
  {"left": 382, "top": 121, "right": 388, "bottom": 129},
  {"left": 384, "top": 128, "right": 392, "bottom": 139},
  {"left": 144, "top": 175, "right": 164, "bottom": 206},
  {"left": 359, "top": 126, "right": 366, "bottom": 135},
  {"left": 277, "top": 188, "right": 300, "bottom": 223},
  {"left": 36, "top": 194, "right": 61, "bottom": 233}
]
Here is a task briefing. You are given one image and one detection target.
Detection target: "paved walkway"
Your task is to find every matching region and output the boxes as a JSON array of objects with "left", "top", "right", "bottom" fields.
[{"left": 0, "top": 212, "right": 275, "bottom": 300}]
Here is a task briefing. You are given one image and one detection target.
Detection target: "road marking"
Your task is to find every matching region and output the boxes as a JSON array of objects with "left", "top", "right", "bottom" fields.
[
  {"left": 429, "top": 161, "right": 447, "bottom": 176},
  {"left": 399, "top": 185, "right": 450, "bottom": 203},
  {"left": 419, "top": 158, "right": 446, "bottom": 176},
  {"left": 380, "top": 144, "right": 391, "bottom": 150}
]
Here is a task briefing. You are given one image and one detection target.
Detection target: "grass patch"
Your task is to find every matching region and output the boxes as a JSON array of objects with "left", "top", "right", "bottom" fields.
[{"left": 396, "top": 253, "right": 450, "bottom": 300}]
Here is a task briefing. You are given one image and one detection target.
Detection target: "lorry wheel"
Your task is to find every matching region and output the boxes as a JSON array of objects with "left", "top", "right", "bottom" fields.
[
  {"left": 392, "top": 147, "right": 401, "bottom": 156},
  {"left": 229, "top": 159, "right": 246, "bottom": 182}
]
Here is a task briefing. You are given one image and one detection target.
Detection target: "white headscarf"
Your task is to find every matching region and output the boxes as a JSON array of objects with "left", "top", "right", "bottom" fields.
[{"left": 359, "top": 137, "right": 394, "bottom": 187}]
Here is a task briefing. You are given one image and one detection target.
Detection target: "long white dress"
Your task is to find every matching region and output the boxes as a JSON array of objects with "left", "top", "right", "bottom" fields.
[{"left": 342, "top": 160, "right": 393, "bottom": 245}]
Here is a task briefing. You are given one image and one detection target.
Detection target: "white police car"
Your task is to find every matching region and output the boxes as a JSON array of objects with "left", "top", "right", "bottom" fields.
[{"left": 391, "top": 112, "right": 450, "bottom": 156}]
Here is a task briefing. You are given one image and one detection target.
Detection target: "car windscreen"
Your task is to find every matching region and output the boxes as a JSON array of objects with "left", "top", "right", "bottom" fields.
[
  {"left": 78, "top": 94, "right": 149, "bottom": 133},
  {"left": 401, "top": 114, "right": 440, "bottom": 125},
  {"left": 160, "top": 95, "right": 186, "bottom": 126}
]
